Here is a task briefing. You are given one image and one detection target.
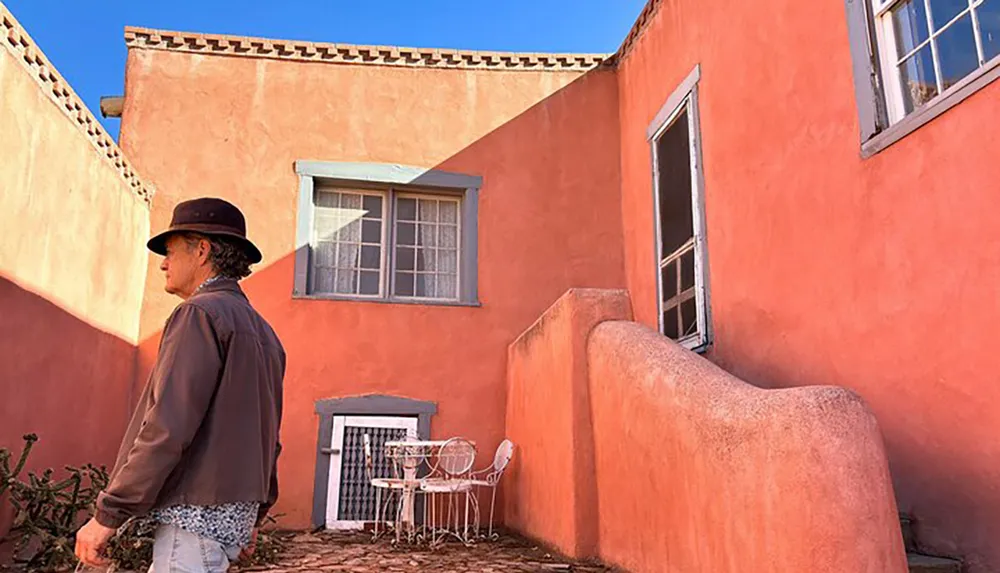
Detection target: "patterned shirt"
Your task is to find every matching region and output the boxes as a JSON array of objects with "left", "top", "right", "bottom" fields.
[{"left": 151, "top": 502, "right": 259, "bottom": 548}]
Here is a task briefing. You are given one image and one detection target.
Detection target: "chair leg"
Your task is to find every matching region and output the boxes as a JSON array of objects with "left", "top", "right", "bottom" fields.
[
  {"left": 394, "top": 489, "right": 403, "bottom": 545},
  {"left": 374, "top": 487, "right": 381, "bottom": 540},
  {"left": 470, "top": 490, "right": 481, "bottom": 540},
  {"left": 429, "top": 492, "right": 437, "bottom": 547},
  {"left": 489, "top": 486, "right": 498, "bottom": 539},
  {"left": 463, "top": 491, "right": 470, "bottom": 542}
]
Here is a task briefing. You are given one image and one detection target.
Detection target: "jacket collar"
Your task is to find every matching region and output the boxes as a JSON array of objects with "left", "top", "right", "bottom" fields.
[{"left": 191, "top": 277, "right": 247, "bottom": 300}]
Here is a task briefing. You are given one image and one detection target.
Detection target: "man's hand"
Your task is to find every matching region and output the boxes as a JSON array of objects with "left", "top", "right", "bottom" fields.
[
  {"left": 239, "top": 528, "right": 259, "bottom": 562},
  {"left": 74, "top": 518, "right": 115, "bottom": 567}
]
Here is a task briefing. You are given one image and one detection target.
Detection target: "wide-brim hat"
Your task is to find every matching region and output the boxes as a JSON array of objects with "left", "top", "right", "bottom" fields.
[{"left": 147, "top": 197, "right": 262, "bottom": 264}]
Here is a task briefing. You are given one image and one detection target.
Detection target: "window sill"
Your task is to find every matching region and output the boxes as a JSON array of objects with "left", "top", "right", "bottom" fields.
[
  {"left": 862, "top": 54, "right": 1000, "bottom": 158},
  {"left": 292, "top": 293, "right": 482, "bottom": 308},
  {"left": 677, "top": 333, "right": 711, "bottom": 354}
]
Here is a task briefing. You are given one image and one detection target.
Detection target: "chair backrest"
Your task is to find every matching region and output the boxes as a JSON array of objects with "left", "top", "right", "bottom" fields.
[
  {"left": 362, "top": 433, "right": 374, "bottom": 481},
  {"left": 437, "top": 437, "right": 476, "bottom": 477},
  {"left": 493, "top": 439, "right": 515, "bottom": 474}
]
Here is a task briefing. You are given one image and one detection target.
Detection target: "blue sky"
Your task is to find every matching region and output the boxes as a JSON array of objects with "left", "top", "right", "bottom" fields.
[{"left": 5, "top": 0, "right": 646, "bottom": 139}]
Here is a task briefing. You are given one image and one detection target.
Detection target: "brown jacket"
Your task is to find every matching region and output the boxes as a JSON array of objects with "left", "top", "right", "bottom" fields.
[{"left": 96, "top": 279, "right": 285, "bottom": 528}]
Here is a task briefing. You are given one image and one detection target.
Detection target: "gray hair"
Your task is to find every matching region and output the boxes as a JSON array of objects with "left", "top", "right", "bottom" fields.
[{"left": 182, "top": 233, "right": 253, "bottom": 280}]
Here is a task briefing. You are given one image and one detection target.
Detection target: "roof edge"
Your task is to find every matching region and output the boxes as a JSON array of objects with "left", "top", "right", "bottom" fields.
[
  {"left": 607, "top": 0, "right": 662, "bottom": 67},
  {"left": 124, "top": 26, "right": 612, "bottom": 72},
  {"left": 1, "top": 4, "right": 153, "bottom": 206}
]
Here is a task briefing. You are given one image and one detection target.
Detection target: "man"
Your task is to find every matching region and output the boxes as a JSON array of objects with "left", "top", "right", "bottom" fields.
[{"left": 75, "top": 198, "right": 285, "bottom": 572}]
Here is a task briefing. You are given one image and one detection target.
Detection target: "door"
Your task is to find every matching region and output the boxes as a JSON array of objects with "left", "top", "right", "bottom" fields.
[{"left": 325, "top": 415, "right": 418, "bottom": 530}]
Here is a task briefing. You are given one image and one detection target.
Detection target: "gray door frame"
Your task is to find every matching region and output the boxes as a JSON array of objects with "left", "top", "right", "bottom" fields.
[{"left": 311, "top": 394, "right": 437, "bottom": 528}]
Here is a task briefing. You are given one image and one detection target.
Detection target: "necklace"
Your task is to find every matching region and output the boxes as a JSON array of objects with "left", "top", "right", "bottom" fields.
[{"left": 195, "top": 275, "right": 223, "bottom": 294}]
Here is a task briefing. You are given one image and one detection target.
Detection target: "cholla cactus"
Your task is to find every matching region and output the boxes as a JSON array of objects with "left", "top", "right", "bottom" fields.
[
  {"left": 0, "top": 434, "right": 38, "bottom": 498},
  {"left": 0, "top": 435, "right": 110, "bottom": 571}
]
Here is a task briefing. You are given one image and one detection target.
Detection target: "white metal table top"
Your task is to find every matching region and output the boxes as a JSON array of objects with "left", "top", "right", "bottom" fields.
[{"left": 384, "top": 439, "right": 476, "bottom": 448}]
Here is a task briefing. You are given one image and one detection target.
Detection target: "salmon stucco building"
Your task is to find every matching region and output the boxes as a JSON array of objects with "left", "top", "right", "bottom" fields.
[{"left": 3, "top": 0, "right": 1000, "bottom": 571}]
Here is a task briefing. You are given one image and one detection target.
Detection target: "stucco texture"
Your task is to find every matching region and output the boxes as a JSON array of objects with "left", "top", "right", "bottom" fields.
[
  {"left": 504, "top": 287, "right": 904, "bottom": 572},
  {"left": 0, "top": 43, "right": 148, "bottom": 482},
  {"left": 120, "top": 49, "right": 626, "bottom": 527},
  {"left": 504, "top": 289, "right": 632, "bottom": 557},
  {"left": 588, "top": 320, "right": 905, "bottom": 573},
  {"left": 617, "top": 1, "right": 1000, "bottom": 570}
]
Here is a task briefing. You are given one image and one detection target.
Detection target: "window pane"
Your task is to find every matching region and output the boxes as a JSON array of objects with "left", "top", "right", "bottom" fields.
[
  {"left": 315, "top": 209, "right": 364, "bottom": 243},
  {"left": 899, "top": 44, "right": 939, "bottom": 113},
  {"left": 394, "top": 272, "right": 414, "bottom": 296},
  {"left": 662, "top": 263, "right": 678, "bottom": 299},
  {"left": 439, "top": 249, "right": 458, "bottom": 274},
  {"left": 360, "top": 245, "right": 380, "bottom": 270},
  {"left": 397, "top": 222, "right": 416, "bottom": 246},
  {"left": 930, "top": 0, "right": 969, "bottom": 30},
  {"left": 308, "top": 190, "right": 386, "bottom": 298},
  {"left": 440, "top": 202, "right": 458, "bottom": 224},
  {"left": 390, "top": 195, "right": 463, "bottom": 300},
  {"left": 361, "top": 220, "right": 382, "bottom": 244},
  {"left": 979, "top": 0, "right": 1000, "bottom": 60},
  {"left": 363, "top": 195, "right": 383, "bottom": 217},
  {"left": 397, "top": 198, "right": 417, "bottom": 221},
  {"left": 335, "top": 268, "right": 357, "bottom": 294},
  {"left": 437, "top": 274, "right": 457, "bottom": 299},
  {"left": 415, "top": 274, "right": 436, "bottom": 298},
  {"left": 681, "top": 298, "right": 698, "bottom": 338},
  {"left": 337, "top": 219, "right": 361, "bottom": 242},
  {"left": 418, "top": 199, "right": 439, "bottom": 222},
  {"left": 680, "top": 249, "right": 695, "bottom": 291},
  {"left": 337, "top": 243, "right": 359, "bottom": 268},
  {"left": 341, "top": 193, "right": 362, "bottom": 210},
  {"left": 892, "top": 0, "right": 932, "bottom": 58},
  {"left": 417, "top": 249, "right": 436, "bottom": 271},
  {"left": 359, "top": 271, "right": 379, "bottom": 295},
  {"left": 656, "top": 110, "right": 695, "bottom": 258},
  {"left": 314, "top": 242, "right": 336, "bottom": 267},
  {"left": 440, "top": 225, "right": 458, "bottom": 249},
  {"left": 936, "top": 13, "right": 980, "bottom": 89},
  {"left": 396, "top": 247, "right": 415, "bottom": 271},
  {"left": 664, "top": 307, "right": 679, "bottom": 340},
  {"left": 314, "top": 267, "right": 334, "bottom": 293},
  {"left": 315, "top": 190, "right": 339, "bottom": 208},
  {"left": 417, "top": 224, "right": 438, "bottom": 247}
]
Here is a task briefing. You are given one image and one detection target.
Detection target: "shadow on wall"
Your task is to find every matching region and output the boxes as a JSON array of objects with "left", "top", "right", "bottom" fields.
[
  {"left": 131, "top": 67, "right": 625, "bottom": 528},
  {"left": 0, "top": 274, "right": 134, "bottom": 478}
]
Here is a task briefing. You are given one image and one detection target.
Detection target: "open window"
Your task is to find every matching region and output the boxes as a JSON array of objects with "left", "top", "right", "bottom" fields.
[{"left": 648, "top": 66, "right": 712, "bottom": 351}]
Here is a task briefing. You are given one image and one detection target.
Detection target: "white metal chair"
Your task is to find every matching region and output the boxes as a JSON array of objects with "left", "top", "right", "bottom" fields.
[
  {"left": 469, "top": 439, "right": 515, "bottom": 539},
  {"left": 420, "top": 437, "right": 478, "bottom": 545},
  {"left": 363, "top": 433, "right": 416, "bottom": 542}
]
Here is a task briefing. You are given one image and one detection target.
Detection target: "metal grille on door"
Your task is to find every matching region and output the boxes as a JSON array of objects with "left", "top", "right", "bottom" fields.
[
  {"left": 326, "top": 415, "right": 418, "bottom": 529},
  {"left": 338, "top": 425, "right": 408, "bottom": 521}
]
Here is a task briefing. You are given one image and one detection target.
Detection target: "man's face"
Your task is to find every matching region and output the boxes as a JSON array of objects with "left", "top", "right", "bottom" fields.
[{"left": 160, "top": 234, "right": 210, "bottom": 298}]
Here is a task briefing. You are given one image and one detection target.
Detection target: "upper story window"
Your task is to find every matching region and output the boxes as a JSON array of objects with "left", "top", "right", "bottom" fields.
[
  {"left": 647, "top": 65, "right": 713, "bottom": 352},
  {"left": 873, "top": 0, "right": 1000, "bottom": 122},
  {"left": 310, "top": 187, "right": 461, "bottom": 301},
  {"left": 847, "top": 0, "right": 1000, "bottom": 154},
  {"left": 294, "top": 161, "right": 481, "bottom": 306}
]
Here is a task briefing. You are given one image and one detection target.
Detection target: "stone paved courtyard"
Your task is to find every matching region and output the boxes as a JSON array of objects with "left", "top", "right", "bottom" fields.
[{"left": 239, "top": 531, "right": 619, "bottom": 573}]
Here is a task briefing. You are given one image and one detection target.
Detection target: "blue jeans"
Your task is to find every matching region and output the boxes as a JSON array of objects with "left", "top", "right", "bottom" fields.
[{"left": 148, "top": 525, "right": 241, "bottom": 573}]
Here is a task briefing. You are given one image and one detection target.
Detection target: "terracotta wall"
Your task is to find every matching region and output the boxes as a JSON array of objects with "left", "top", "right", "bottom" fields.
[
  {"left": 587, "top": 320, "right": 905, "bottom": 573},
  {"left": 617, "top": 0, "right": 1000, "bottom": 569},
  {"left": 505, "top": 289, "right": 632, "bottom": 557},
  {"left": 0, "top": 11, "right": 149, "bottom": 478},
  {"left": 120, "top": 47, "right": 626, "bottom": 527},
  {"left": 505, "top": 288, "right": 905, "bottom": 572}
]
